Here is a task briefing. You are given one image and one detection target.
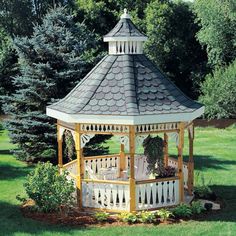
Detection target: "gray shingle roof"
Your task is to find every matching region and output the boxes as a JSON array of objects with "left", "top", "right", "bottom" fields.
[
  {"left": 48, "top": 54, "right": 202, "bottom": 116},
  {"left": 104, "top": 18, "right": 146, "bottom": 38}
]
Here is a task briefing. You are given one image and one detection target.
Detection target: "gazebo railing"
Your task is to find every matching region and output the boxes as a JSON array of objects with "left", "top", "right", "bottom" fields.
[
  {"left": 62, "top": 159, "right": 77, "bottom": 176},
  {"left": 62, "top": 154, "right": 191, "bottom": 211},
  {"left": 84, "top": 154, "right": 120, "bottom": 177},
  {"left": 82, "top": 179, "right": 130, "bottom": 211},
  {"left": 135, "top": 177, "right": 179, "bottom": 210},
  {"left": 168, "top": 157, "right": 188, "bottom": 189}
]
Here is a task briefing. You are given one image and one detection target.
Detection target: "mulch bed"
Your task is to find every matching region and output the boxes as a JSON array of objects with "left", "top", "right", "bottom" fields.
[{"left": 20, "top": 199, "right": 223, "bottom": 228}]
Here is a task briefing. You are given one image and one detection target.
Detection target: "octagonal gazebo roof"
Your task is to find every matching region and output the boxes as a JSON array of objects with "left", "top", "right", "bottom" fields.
[{"left": 46, "top": 10, "right": 204, "bottom": 125}]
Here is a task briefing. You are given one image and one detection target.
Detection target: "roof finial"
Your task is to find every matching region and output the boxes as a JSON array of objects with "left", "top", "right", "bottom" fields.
[{"left": 121, "top": 8, "right": 131, "bottom": 19}]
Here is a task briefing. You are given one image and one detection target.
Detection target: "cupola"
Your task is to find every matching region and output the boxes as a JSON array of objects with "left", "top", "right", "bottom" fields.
[{"left": 103, "top": 9, "right": 148, "bottom": 55}]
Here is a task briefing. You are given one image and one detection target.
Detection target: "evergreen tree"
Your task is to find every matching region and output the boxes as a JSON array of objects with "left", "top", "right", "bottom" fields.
[
  {"left": 2, "top": 7, "right": 97, "bottom": 162},
  {"left": 0, "top": 28, "right": 18, "bottom": 114}
]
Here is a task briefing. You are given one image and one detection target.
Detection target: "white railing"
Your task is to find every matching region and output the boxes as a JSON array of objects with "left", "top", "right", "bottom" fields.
[
  {"left": 84, "top": 155, "right": 120, "bottom": 178},
  {"left": 63, "top": 159, "right": 77, "bottom": 176},
  {"left": 82, "top": 180, "right": 130, "bottom": 211},
  {"left": 136, "top": 178, "right": 179, "bottom": 210},
  {"left": 168, "top": 157, "right": 188, "bottom": 189}
]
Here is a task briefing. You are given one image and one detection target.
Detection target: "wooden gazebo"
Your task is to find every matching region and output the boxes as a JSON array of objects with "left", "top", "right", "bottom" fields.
[{"left": 46, "top": 10, "right": 204, "bottom": 212}]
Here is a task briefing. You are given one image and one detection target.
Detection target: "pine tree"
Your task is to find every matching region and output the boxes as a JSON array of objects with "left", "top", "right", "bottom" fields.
[
  {"left": 0, "top": 28, "right": 18, "bottom": 114},
  {"left": 3, "top": 7, "right": 97, "bottom": 162}
]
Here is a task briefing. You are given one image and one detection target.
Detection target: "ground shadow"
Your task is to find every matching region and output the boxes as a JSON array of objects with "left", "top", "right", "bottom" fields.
[
  {"left": 0, "top": 164, "right": 32, "bottom": 180},
  {"left": 170, "top": 155, "right": 236, "bottom": 171},
  {"left": 0, "top": 201, "right": 89, "bottom": 236},
  {"left": 0, "top": 149, "right": 12, "bottom": 155},
  {"left": 195, "top": 184, "right": 236, "bottom": 223}
]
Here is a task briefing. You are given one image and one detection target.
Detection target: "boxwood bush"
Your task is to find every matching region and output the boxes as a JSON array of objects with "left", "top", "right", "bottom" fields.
[{"left": 24, "top": 162, "right": 75, "bottom": 212}]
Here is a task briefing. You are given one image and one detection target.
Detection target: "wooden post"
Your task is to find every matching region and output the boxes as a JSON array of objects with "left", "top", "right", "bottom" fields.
[
  {"left": 178, "top": 122, "right": 184, "bottom": 202},
  {"left": 57, "top": 123, "right": 63, "bottom": 170},
  {"left": 119, "top": 144, "right": 126, "bottom": 178},
  {"left": 75, "top": 124, "right": 83, "bottom": 209},
  {"left": 164, "top": 133, "right": 169, "bottom": 167},
  {"left": 129, "top": 126, "right": 136, "bottom": 212},
  {"left": 187, "top": 124, "right": 194, "bottom": 195}
]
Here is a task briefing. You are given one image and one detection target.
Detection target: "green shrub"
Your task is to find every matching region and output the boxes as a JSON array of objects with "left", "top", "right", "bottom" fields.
[
  {"left": 137, "top": 211, "right": 156, "bottom": 223},
  {"left": 194, "top": 172, "right": 214, "bottom": 199},
  {"left": 194, "top": 185, "right": 212, "bottom": 198},
  {"left": 172, "top": 203, "right": 192, "bottom": 218},
  {"left": 118, "top": 212, "right": 137, "bottom": 224},
  {"left": 23, "top": 162, "right": 75, "bottom": 212},
  {"left": 191, "top": 201, "right": 205, "bottom": 214},
  {"left": 156, "top": 209, "right": 173, "bottom": 222},
  {"left": 94, "top": 212, "right": 109, "bottom": 222}
]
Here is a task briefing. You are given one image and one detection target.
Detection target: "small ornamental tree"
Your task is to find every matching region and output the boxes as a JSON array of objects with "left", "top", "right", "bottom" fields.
[
  {"left": 24, "top": 162, "right": 75, "bottom": 212},
  {"left": 2, "top": 7, "right": 97, "bottom": 162}
]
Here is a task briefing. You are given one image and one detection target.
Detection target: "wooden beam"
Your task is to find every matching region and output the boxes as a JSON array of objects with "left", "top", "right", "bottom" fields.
[
  {"left": 84, "top": 154, "right": 120, "bottom": 160},
  {"left": 75, "top": 124, "right": 83, "bottom": 209},
  {"left": 188, "top": 124, "right": 194, "bottom": 195},
  {"left": 57, "top": 123, "right": 63, "bottom": 169},
  {"left": 164, "top": 133, "right": 169, "bottom": 167},
  {"left": 136, "top": 176, "right": 179, "bottom": 184},
  {"left": 129, "top": 125, "right": 136, "bottom": 212},
  {"left": 119, "top": 144, "right": 126, "bottom": 178},
  {"left": 178, "top": 122, "right": 185, "bottom": 202},
  {"left": 82, "top": 179, "right": 129, "bottom": 185}
]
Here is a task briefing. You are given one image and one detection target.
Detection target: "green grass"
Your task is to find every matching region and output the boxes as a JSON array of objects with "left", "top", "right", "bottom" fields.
[{"left": 1, "top": 127, "right": 236, "bottom": 235}]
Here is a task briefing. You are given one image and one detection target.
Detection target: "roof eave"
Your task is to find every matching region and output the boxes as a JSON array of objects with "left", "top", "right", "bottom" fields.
[
  {"left": 103, "top": 36, "right": 148, "bottom": 42},
  {"left": 46, "top": 106, "right": 204, "bottom": 125}
]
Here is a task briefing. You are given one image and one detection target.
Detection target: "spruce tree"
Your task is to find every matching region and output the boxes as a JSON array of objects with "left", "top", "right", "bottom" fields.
[
  {"left": 0, "top": 29, "right": 18, "bottom": 114},
  {"left": 3, "top": 7, "right": 97, "bottom": 162}
]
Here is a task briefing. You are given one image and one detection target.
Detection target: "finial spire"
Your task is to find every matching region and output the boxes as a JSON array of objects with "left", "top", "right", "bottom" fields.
[{"left": 121, "top": 8, "right": 131, "bottom": 19}]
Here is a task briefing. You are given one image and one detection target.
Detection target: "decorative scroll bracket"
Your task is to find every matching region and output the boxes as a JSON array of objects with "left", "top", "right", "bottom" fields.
[
  {"left": 188, "top": 125, "right": 194, "bottom": 140},
  {"left": 58, "top": 126, "right": 76, "bottom": 143},
  {"left": 168, "top": 132, "right": 179, "bottom": 146},
  {"left": 81, "top": 134, "right": 95, "bottom": 148},
  {"left": 119, "top": 135, "right": 130, "bottom": 151},
  {"left": 135, "top": 135, "right": 148, "bottom": 151}
]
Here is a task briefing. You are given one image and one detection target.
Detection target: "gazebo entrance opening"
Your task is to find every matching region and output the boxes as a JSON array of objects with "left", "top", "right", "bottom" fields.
[{"left": 58, "top": 121, "right": 194, "bottom": 212}]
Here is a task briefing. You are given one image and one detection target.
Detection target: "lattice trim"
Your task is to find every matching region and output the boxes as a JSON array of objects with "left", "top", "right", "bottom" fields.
[
  {"left": 135, "top": 123, "right": 178, "bottom": 133},
  {"left": 81, "top": 124, "right": 129, "bottom": 133}
]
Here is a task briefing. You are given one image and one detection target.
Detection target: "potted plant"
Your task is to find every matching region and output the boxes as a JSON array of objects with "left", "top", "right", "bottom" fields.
[{"left": 143, "top": 135, "right": 176, "bottom": 178}]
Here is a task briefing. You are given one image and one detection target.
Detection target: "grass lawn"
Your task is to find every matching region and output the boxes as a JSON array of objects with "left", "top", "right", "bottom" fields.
[{"left": 0, "top": 126, "right": 236, "bottom": 236}]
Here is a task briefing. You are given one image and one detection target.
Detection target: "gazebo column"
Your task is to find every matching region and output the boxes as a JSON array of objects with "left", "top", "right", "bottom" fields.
[
  {"left": 119, "top": 144, "right": 126, "bottom": 178},
  {"left": 163, "top": 133, "right": 169, "bottom": 167},
  {"left": 75, "top": 124, "right": 83, "bottom": 209},
  {"left": 177, "top": 122, "right": 185, "bottom": 202},
  {"left": 57, "top": 122, "right": 63, "bottom": 170},
  {"left": 187, "top": 124, "right": 194, "bottom": 195},
  {"left": 129, "top": 126, "right": 136, "bottom": 212}
]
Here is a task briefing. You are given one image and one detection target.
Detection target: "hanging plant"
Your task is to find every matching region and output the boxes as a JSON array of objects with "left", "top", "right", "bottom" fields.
[
  {"left": 143, "top": 135, "right": 165, "bottom": 176},
  {"left": 64, "top": 130, "right": 76, "bottom": 162}
]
